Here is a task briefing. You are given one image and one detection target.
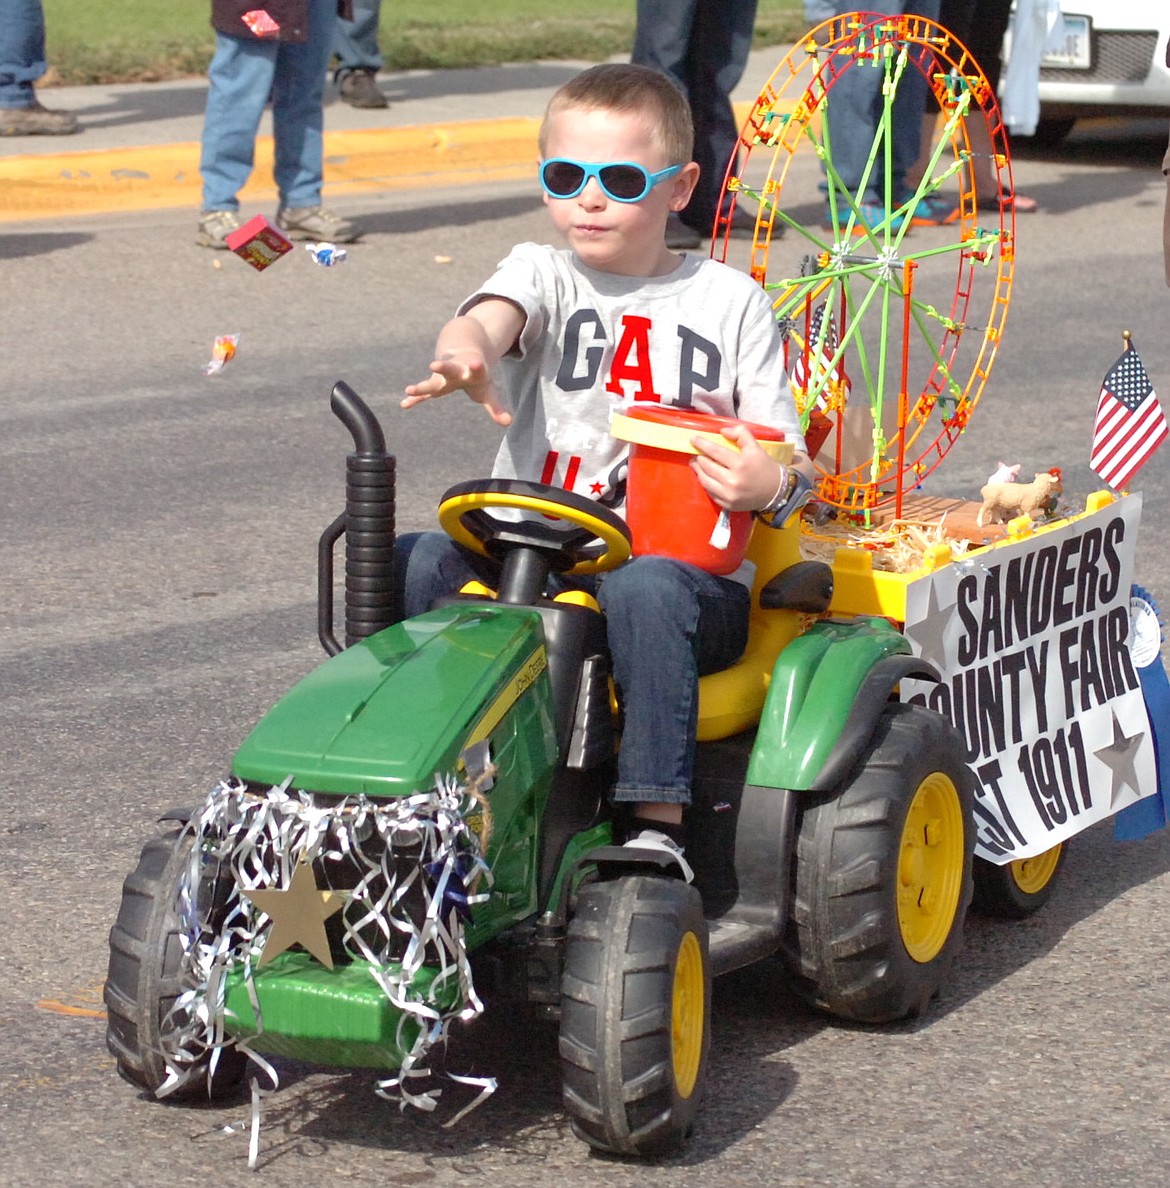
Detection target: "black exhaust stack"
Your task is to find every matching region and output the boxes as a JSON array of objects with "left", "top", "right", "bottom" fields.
[{"left": 318, "top": 381, "right": 396, "bottom": 655}]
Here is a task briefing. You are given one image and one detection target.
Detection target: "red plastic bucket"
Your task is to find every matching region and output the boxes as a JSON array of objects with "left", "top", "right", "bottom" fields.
[{"left": 611, "top": 405, "right": 791, "bottom": 575}]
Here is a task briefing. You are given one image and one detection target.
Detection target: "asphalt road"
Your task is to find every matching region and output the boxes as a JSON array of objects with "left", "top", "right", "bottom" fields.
[{"left": 4, "top": 117, "right": 1170, "bottom": 1188}]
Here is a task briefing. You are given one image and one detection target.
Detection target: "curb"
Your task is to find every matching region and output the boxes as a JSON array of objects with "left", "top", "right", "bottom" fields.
[
  {"left": 0, "top": 114, "right": 543, "bottom": 222},
  {"left": 0, "top": 101, "right": 768, "bottom": 222}
]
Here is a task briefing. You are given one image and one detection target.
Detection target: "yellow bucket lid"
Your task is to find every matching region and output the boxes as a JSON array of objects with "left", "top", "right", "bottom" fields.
[{"left": 611, "top": 409, "right": 793, "bottom": 463}]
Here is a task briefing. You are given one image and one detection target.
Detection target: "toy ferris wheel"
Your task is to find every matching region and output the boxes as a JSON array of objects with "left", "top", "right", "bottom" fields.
[{"left": 713, "top": 12, "right": 1016, "bottom": 520}]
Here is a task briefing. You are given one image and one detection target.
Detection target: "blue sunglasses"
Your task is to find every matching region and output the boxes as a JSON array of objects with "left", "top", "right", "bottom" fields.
[{"left": 539, "top": 158, "right": 683, "bottom": 203}]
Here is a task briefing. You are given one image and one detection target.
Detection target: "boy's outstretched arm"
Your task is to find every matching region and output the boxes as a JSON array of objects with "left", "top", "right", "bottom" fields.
[{"left": 402, "top": 297, "right": 525, "bottom": 427}]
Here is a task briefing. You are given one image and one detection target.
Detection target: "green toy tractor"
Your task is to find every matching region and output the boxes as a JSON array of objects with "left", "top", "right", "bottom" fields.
[{"left": 105, "top": 382, "right": 980, "bottom": 1157}]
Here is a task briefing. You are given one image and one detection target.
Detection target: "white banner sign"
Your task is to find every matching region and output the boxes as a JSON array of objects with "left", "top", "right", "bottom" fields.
[{"left": 901, "top": 494, "right": 1157, "bottom": 861}]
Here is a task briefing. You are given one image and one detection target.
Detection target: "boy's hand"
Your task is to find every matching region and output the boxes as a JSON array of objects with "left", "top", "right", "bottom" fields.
[
  {"left": 690, "top": 422, "right": 786, "bottom": 511},
  {"left": 402, "top": 350, "right": 512, "bottom": 426}
]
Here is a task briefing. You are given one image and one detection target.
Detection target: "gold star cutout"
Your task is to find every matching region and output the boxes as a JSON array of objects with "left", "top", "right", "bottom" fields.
[{"left": 242, "top": 860, "right": 345, "bottom": 970}]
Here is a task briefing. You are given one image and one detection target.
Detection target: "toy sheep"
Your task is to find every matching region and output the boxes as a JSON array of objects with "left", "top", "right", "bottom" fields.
[
  {"left": 986, "top": 461, "right": 1020, "bottom": 484},
  {"left": 977, "top": 468, "right": 1063, "bottom": 527}
]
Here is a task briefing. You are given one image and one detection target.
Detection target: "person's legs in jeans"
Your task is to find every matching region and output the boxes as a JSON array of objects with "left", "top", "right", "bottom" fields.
[
  {"left": 199, "top": 32, "right": 277, "bottom": 211},
  {"left": 0, "top": 0, "right": 44, "bottom": 109},
  {"left": 333, "top": 0, "right": 383, "bottom": 75},
  {"left": 678, "top": 0, "right": 758, "bottom": 233},
  {"left": 397, "top": 541, "right": 752, "bottom": 806},
  {"left": 824, "top": 2, "right": 912, "bottom": 206},
  {"left": 0, "top": 0, "right": 77, "bottom": 133},
  {"left": 824, "top": 40, "right": 886, "bottom": 206},
  {"left": 891, "top": 2, "right": 939, "bottom": 203},
  {"left": 823, "top": 2, "right": 940, "bottom": 212},
  {"left": 631, "top": 0, "right": 697, "bottom": 110},
  {"left": 333, "top": 0, "right": 386, "bottom": 106},
  {"left": 271, "top": 0, "right": 336, "bottom": 210},
  {"left": 632, "top": 0, "right": 758, "bottom": 234},
  {"left": 631, "top": 0, "right": 697, "bottom": 240},
  {"left": 394, "top": 531, "right": 502, "bottom": 620},
  {"left": 598, "top": 556, "right": 750, "bottom": 825}
]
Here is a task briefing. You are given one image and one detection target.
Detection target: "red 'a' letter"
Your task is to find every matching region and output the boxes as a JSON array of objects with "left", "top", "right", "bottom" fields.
[{"left": 605, "top": 315, "right": 660, "bottom": 400}]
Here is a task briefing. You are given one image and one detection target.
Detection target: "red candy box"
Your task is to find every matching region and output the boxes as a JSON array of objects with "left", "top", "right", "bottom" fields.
[
  {"left": 241, "top": 9, "right": 281, "bottom": 37},
  {"left": 224, "top": 215, "right": 294, "bottom": 272}
]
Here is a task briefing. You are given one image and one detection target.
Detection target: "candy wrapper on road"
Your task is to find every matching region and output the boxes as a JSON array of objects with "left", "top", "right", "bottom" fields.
[
  {"left": 305, "top": 242, "right": 347, "bottom": 267},
  {"left": 202, "top": 333, "right": 240, "bottom": 376},
  {"left": 224, "top": 215, "right": 293, "bottom": 271},
  {"left": 241, "top": 9, "right": 280, "bottom": 37}
]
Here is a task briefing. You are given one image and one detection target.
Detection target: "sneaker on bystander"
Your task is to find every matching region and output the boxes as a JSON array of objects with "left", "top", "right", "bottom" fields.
[
  {"left": 276, "top": 206, "right": 359, "bottom": 243},
  {"left": 196, "top": 209, "right": 243, "bottom": 249}
]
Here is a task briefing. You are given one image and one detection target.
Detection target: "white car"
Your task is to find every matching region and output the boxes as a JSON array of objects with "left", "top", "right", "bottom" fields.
[{"left": 1029, "top": 1, "right": 1170, "bottom": 141}]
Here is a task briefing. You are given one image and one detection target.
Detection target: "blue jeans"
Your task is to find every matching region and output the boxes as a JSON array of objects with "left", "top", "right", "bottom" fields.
[
  {"left": 632, "top": 0, "right": 759, "bottom": 233},
  {"left": 200, "top": 0, "right": 336, "bottom": 211},
  {"left": 0, "top": 0, "right": 46, "bottom": 109},
  {"left": 333, "top": 0, "right": 383, "bottom": 73},
  {"left": 823, "top": 1, "right": 940, "bottom": 205},
  {"left": 396, "top": 532, "right": 751, "bottom": 805}
]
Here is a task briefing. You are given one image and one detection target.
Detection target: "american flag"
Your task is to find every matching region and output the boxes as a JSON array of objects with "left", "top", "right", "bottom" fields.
[
  {"left": 788, "top": 302, "right": 849, "bottom": 404},
  {"left": 1089, "top": 339, "right": 1167, "bottom": 490}
]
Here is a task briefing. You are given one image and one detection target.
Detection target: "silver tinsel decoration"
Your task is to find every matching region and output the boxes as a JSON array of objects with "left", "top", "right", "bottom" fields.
[{"left": 158, "top": 773, "right": 495, "bottom": 1166}]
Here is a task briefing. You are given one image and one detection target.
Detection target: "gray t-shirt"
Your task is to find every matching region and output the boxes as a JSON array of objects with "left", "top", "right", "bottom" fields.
[{"left": 459, "top": 243, "right": 806, "bottom": 514}]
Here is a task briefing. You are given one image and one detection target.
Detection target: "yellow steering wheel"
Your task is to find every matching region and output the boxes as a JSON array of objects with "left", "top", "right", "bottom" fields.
[{"left": 437, "top": 479, "right": 632, "bottom": 576}]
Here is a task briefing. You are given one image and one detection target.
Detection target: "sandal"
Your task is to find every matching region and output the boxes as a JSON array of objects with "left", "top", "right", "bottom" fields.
[{"left": 979, "top": 189, "right": 1038, "bottom": 213}]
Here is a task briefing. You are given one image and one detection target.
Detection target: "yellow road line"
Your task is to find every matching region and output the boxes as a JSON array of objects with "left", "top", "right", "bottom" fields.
[
  {"left": 35, "top": 982, "right": 108, "bottom": 1019},
  {"left": 35, "top": 999, "right": 108, "bottom": 1019}
]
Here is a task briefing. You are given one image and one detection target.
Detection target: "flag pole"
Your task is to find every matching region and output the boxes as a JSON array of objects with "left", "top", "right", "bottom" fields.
[{"left": 1118, "top": 325, "right": 1131, "bottom": 494}]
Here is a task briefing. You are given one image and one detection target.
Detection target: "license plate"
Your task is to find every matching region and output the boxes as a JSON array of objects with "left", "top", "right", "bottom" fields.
[{"left": 1042, "top": 13, "right": 1091, "bottom": 70}]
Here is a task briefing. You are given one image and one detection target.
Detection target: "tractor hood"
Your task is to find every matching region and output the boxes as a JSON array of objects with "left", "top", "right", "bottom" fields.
[{"left": 232, "top": 603, "right": 555, "bottom": 796}]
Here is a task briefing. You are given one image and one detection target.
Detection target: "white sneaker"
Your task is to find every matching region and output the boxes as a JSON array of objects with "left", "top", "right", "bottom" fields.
[{"left": 623, "top": 829, "right": 694, "bottom": 883}]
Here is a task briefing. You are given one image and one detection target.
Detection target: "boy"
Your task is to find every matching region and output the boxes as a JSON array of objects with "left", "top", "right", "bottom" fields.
[{"left": 399, "top": 63, "right": 813, "bottom": 873}]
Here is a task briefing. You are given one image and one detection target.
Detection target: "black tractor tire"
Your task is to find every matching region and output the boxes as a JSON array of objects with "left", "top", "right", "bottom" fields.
[
  {"left": 971, "top": 841, "right": 1066, "bottom": 920},
  {"left": 781, "top": 703, "right": 974, "bottom": 1023},
  {"left": 559, "top": 875, "right": 710, "bottom": 1156},
  {"left": 105, "top": 828, "right": 246, "bottom": 1099}
]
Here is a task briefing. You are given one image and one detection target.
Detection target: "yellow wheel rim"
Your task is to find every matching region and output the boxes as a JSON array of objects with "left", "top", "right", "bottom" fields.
[
  {"left": 1009, "top": 844, "right": 1063, "bottom": 895},
  {"left": 897, "top": 772, "right": 965, "bottom": 964},
  {"left": 671, "top": 931, "right": 705, "bottom": 1099}
]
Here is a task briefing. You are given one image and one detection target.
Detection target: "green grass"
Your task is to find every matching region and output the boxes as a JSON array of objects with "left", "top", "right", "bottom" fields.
[{"left": 42, "top": 0, "right": 809, "bottom": 85}]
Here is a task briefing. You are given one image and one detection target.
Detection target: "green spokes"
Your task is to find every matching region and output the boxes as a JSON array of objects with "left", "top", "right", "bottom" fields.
[{"left": 716, "top": 12, "right": 1015, "bottom": 511}]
